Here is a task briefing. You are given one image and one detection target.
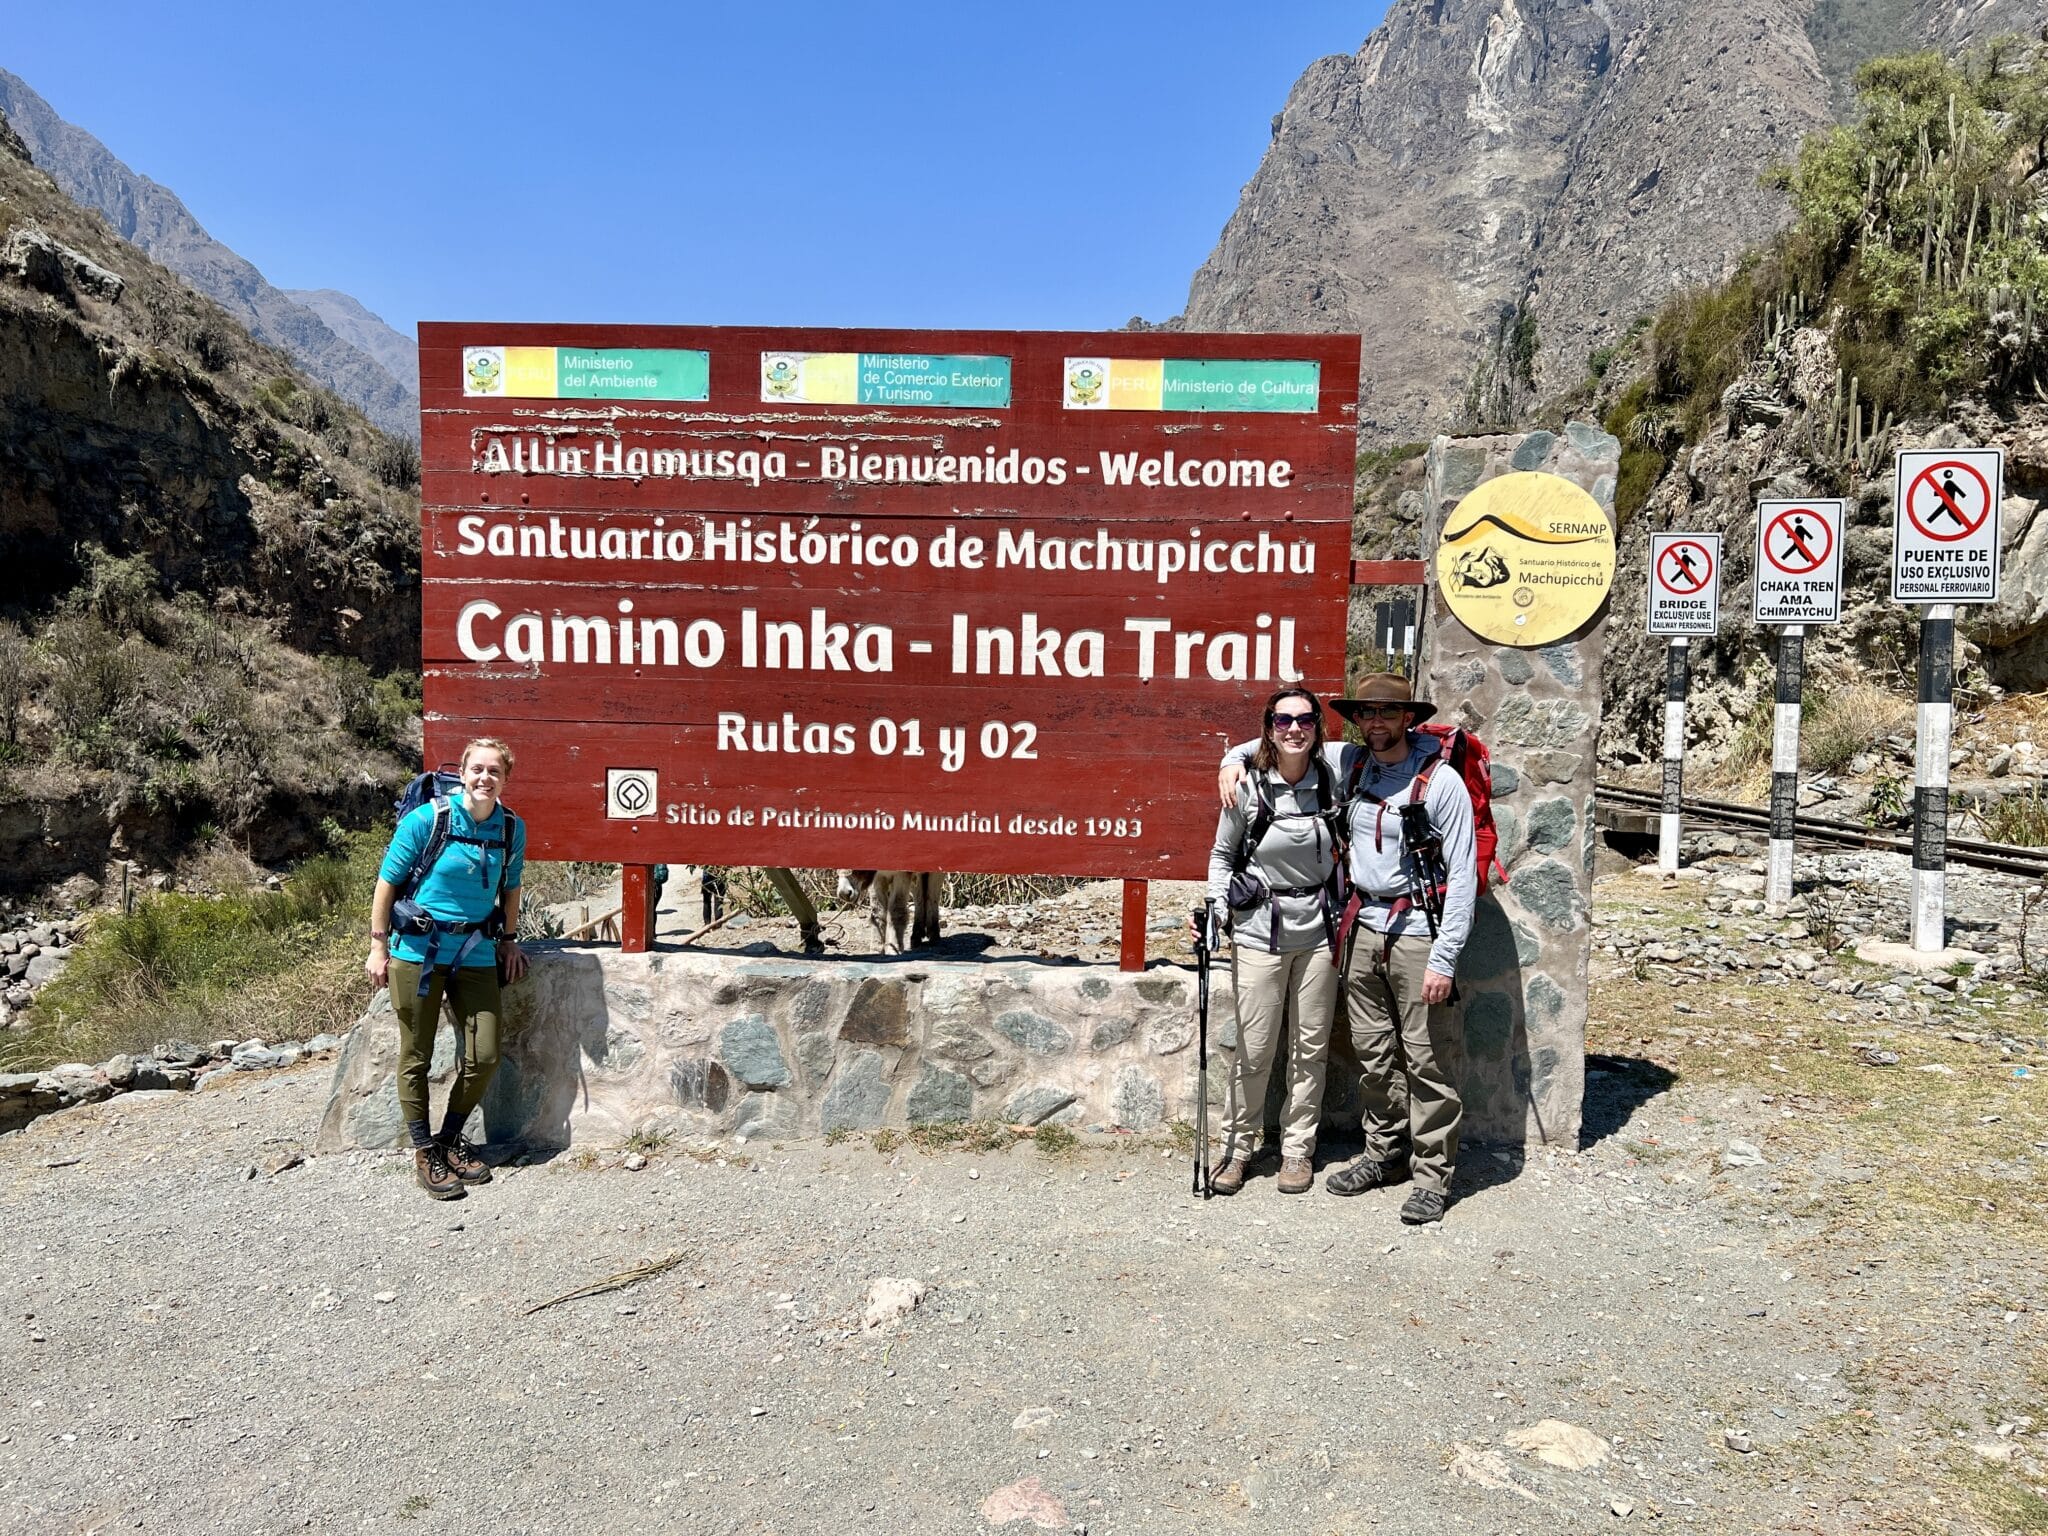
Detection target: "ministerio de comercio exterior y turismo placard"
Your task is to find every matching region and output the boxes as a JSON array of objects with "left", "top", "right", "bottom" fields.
[{"left": 419, "top": 324, "right": 1360, "bottom": 879}]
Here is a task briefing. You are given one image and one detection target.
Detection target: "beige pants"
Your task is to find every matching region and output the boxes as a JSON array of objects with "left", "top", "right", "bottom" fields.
[
  {"left": 1344, "top": 931, "right": 1464, "bottom": 1193},
  {"left": 1225, "top": 944, "right": 1337, "bottom": 1161}
]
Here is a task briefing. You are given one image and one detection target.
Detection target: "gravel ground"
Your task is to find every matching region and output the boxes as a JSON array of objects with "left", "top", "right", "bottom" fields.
[{"left": 3, "top": 854, "right": 2043, "bottom": 1536}]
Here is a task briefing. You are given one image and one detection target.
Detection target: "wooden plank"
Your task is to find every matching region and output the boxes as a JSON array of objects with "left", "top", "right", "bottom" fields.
[
  {"left": 1120, "top": 879, "right": 1147, "bottom": 972},
  {"left": 1350, "top": 559, "right": 1428, "bottom": 586}
]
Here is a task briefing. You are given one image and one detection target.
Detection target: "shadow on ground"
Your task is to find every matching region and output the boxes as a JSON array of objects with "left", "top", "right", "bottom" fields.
[{"left": 1580, "top": 1053, "right": 1678, "bottom": 1148}]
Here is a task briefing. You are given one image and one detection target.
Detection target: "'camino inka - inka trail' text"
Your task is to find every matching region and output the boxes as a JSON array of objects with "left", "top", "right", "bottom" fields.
[{"left": 451, "top": 602, "right": 1306, "bottom": 683}]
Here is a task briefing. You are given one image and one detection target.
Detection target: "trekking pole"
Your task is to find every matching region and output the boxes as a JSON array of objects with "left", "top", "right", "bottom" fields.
[{"left": 1191, "top": 901, "right": 1213, "bottom": 1200}]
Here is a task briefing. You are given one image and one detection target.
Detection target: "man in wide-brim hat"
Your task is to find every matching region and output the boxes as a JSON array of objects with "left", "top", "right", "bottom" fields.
[{"left": 1218, "top": 672, "right": 1477, "bottom": 1224}]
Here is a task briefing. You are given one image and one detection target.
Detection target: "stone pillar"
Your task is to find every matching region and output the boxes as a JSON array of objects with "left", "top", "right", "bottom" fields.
[{"left": 1417, "top": 423, "right": 1620, "bottom": 1150}]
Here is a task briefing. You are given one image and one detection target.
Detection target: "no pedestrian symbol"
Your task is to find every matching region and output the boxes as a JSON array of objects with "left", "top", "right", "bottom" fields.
[
  {"left": 1753, "top": 498, "right": 1844, "bottom": 625},
  {"left": 1647, "top": 532, "right": 1721, "bottom": 636},
  {"left": 1893, "top": 447, "right": 2002, "bottom": 603}
]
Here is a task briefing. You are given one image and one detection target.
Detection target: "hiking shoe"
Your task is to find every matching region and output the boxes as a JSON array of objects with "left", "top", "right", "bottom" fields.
[
  {"left": 1277, "top": 1155, "right": 1314, "bottom": 1195},
  {"left": 1325, "top": 1153, "right": 1409, "bottom": 1197},
  {"left": 1210, "top": 1156, "right": 1248, "bottom": 1196},
  {"left": 436, "top": 1134, "right": 493, "bottom": 1185},
  {"left": 1399, "top": 1187, "right": 1448, "bottom": 1225},
  {"left": 414, "top": 1145, "right": 465, "bottom": 1200}
]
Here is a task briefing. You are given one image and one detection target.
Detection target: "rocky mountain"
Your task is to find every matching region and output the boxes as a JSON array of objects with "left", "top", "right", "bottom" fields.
[
  {"left": 1181, "top": 0, "right": 2048, "bottom": 444},
  {"left": 284, "top": 287, "right": 417, "bottom": 396},
  {"left": 0, "top": 69, "right": 420, "bottom": 440},
  {"left": 0, "top": 107, "right": 420, "bottom": 890}
]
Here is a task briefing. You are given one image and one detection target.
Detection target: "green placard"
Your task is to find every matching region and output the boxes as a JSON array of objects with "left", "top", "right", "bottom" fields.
[
  {"left": 1160, "top": 358, "right": 1320, "bottom": 413},
  {"left": 857, "top": 354, "right": 1012, "bottom": 408},
  {"left": 555, "top": 348, "right": 709, "bottom": 400}
]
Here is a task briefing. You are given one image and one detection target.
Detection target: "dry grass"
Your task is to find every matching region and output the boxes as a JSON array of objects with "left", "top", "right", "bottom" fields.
[
  {"left": 1591, "top": 879, "right": 2048, "bottom": 1256},
  {"left": 1803, "top": 681, "right": 1913, "bottom": 775}
]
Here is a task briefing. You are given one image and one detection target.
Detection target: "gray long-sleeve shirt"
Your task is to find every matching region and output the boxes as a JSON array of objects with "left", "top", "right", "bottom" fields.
[
  {"left": 1223, "top": 735, "right": 1477, "bottom": 977},
  {"left": 1207, "top": 766, "right": 1340, "bottom": 953}
]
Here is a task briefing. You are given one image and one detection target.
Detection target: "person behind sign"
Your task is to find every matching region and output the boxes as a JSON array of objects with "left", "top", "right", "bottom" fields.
[
  {"left": 366, "top": 737, "right": 529, "bottom": 1201},
  {"left": 1200, "top": 687, "right": 1343, "bottom": 1196},
  {"left": 1217, "top": 675, "right": 1476, "bottom": 1224}
]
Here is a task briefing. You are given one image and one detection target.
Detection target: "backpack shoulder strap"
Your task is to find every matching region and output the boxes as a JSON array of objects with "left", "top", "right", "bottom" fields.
[
  {"left": 399, "top": 798, "right": 455, "bottom": 899},
  {"left": 495, "top": 809, "right": 520, "bottom": 901},
  {"left": 1232, "top": 773, "right": 1278, "bottom": 875}
]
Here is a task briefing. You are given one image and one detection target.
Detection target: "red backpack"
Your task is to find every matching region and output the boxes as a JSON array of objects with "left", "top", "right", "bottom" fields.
[{"left": 1347, "top": 724, "right": 1509, "bottom": 893}]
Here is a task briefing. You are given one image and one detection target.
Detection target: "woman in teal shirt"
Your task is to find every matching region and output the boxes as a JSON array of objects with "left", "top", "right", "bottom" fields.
[{"left": 366, "top": 737, "right": 528, "bottom": 1200}]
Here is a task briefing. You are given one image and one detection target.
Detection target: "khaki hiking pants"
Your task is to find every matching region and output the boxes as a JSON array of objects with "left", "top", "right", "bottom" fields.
[
  {"left": 1224, "top": 943, "right": 1337, "bottom": 1162},
  {"left": 389, "top": 959, "right": 502, "bottom": 1138},
  {"left": 1343, "top": 931, "right": 1465, "bottom": 1194}
]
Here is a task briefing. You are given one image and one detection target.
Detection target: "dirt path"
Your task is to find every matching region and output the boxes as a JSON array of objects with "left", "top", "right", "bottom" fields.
[{"left": 2, "top": 859, "right": 2043, "bottom": 1535}]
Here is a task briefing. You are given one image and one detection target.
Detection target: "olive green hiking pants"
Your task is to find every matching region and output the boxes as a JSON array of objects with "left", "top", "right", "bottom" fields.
[
  {"left": 389, "top": 959, "right": 502, "bottom": 1137},
  {"left": 1343, "top": 931, "right": 1464, "bottom": 1194}
]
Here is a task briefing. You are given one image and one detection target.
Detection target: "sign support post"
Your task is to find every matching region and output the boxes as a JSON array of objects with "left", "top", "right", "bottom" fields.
[
  {"left": 1911, "top": 605, "right": 1955, "bottom": 952},
  {"left": 1645, "top": 531, "right": 1721, "bottom": 876},
  {"left": 621, "top": 864, "right": 657, "bottom": 953},
  {"left": 1766, "top": 626, "right": 1804, "bottom": 913},
  {"left": 1891, "top": 447, "right": 2002, "bottom": 953},
  {"left": 1660, "top": 639, "right": 1688, "bottom": 874},
  {"left": 1752, "top": 496, "right": 1844, "bottom": 913}
]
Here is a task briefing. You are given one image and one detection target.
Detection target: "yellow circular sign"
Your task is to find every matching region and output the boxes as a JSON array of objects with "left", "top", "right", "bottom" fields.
[{"left": 1435, "top": 472, "right": 1615, "bottom": 647}]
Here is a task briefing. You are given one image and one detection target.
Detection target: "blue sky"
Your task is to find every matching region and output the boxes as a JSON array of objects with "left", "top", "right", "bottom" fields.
[{"left": 6, "top": 1, "right": 1387, "bottom": 336}]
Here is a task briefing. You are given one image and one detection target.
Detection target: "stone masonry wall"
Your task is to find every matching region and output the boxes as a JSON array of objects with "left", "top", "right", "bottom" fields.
[
  {"left": 1417, "top": 424, "right": 1620, "bottom": 1148},
  {"left": 318, "top": 948, "right": 1231, "bottom": 1152}
]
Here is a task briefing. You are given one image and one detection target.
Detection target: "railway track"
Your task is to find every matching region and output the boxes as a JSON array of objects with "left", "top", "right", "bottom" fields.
[{"left": 1595, "top": 782, "right": 2048, "bottom": 881}]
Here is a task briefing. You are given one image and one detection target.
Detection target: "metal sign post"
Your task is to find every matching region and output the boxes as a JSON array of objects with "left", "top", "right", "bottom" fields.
[
  {"left": 1767, "top": 626, "right": 1804, "bottom": 912},
  {"left": 1912, "top": 605, "right": 1955, "bottom": 952},
  {"left": 1752, "top": 499, "right": 1844, "bottom": 913},
  {"left": 1892, "top": 448, "right": 2002, "bottom": 951},
  {"left": 1646, "top": 533, "right": 1721, "bottom": 874},
  {"left": 1660, "top": 638, "right": 1689, "bottom": 875}
]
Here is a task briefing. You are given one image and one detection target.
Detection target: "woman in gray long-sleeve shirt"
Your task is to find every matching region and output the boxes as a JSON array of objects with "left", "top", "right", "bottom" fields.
[{"left": 1205, "top": 687, "right": 1341, "bottom": 1196}]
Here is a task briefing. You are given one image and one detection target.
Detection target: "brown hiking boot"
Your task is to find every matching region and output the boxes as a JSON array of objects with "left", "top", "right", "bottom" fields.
[
  {"left": 1277, "top": 1155, "right": 1314, "bottom": 1194},
  {"left": 436, "top": 1134, "right": 492, "bottom": 1185},
  {"left": 414, "top": 1144, "right": 465, "bottom": 1200},
  {"left": 1210, "top": 1156, "right": 1248, "bottom": 1196}
]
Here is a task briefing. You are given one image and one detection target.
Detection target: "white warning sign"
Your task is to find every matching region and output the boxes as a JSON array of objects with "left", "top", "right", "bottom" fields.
[
  {"left": 1752, "top": 499, "right": 1845, "bottom": 625},
  {"left": 1893, "top": 447, "right": 2002, "bottom": 603},
  {"left": 1647, "top": 532, "right": 1721, "bottom": 636}
]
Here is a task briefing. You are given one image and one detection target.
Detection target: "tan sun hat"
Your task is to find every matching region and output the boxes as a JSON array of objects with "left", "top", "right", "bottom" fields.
[{"left": 1328, "top": 671, "right": 1436, "bottom": 726}]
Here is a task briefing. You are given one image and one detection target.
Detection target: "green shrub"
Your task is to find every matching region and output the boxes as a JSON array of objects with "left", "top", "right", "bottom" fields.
[
  {"left": 370, "top": 434, "right": 421, "bottom": 491},
  {"left": 4, "top": 831, "right": 385, "bottom": 1070}
]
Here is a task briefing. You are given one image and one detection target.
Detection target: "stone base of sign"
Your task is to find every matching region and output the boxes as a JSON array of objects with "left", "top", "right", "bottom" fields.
[
  {"left": 1417, "top": 423, "right": 1621, "bottom": 1150},
  {"left": 317, "top": 945, "right": 1255, "bottom": 1152},
  {"left": 1851, "top": 938, "right": 1986, "bottom": 974}
]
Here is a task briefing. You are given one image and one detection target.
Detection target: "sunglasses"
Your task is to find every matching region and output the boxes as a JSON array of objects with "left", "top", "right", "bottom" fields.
[
  {"left": 1268, "top": 711, "right": 1318, "bottom": 730},
  {"left": 1355, "top": 704, "right": 1410, "bottom": 719}
]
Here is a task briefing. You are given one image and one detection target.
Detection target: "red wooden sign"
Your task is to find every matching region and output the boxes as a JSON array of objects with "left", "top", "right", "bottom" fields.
[{"left": 418, "top": 324, "right": 1359, "bottom": 877}]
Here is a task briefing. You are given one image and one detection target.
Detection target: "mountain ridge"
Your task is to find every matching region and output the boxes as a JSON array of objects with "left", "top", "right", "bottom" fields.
[
  {"left": 0, "top": 69, "right": 420, "bottom": 440},
  {"left": 1180, "top": 0, "right": 2048, "bottom": 444}
]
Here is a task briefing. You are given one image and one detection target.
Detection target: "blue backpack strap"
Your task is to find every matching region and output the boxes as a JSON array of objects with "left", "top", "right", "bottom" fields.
[{"left": 398, "top": 798, "right": 456, "bottom": 901}]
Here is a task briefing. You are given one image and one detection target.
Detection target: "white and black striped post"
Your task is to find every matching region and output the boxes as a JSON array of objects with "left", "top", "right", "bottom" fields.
[
  {"left": 1766, "top": 626, "right": 1804, "bottom": 913},
  {"left": 1911, "top": 604, "right": 1955, "bottom": 951},
  {"left": 1659, "top": 638, "right": 1689, "bottom": 874}
]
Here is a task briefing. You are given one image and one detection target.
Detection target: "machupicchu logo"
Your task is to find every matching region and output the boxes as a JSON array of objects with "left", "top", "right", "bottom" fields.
[{"left": 1434, "top": 471, "right": 1615, "bottom": 648}]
